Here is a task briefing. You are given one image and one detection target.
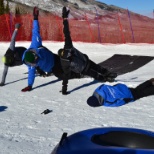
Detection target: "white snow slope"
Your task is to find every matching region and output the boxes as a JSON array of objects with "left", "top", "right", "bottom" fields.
[{"left": 0, "top": 42, "right": 154, "bottom": 154}]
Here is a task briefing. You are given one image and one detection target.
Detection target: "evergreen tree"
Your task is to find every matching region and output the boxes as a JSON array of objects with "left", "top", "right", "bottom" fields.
[
  {"left": 0, "top": 0, "right": 5, "bottom": 15},
  {"left": 5, "top": 0, "right": 10, "bottom": 13},
  {"left": 15, "top": 6, "right": 20, "bottom": 15}
]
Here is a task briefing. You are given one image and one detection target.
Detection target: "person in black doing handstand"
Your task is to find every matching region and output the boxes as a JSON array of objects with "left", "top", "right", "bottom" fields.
[{"left": 58, "top": 7, "right": 117, "bottom": 95}]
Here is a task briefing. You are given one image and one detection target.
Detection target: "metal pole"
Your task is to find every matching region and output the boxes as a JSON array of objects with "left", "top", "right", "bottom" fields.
[
  {"left": 127, "top": 9, "right": 135, "bottom": 43},
  {"left": 94, "top": 7, "right": 102, "bottom": 43}
]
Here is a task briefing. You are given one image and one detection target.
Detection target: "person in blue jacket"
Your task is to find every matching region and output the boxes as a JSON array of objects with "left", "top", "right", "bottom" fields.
[
  {"left": 21, "top": 7, "right": 83, "bottom": 92},
  {"left": 87, "top": 78, "right": 154, "bottom": 107}
]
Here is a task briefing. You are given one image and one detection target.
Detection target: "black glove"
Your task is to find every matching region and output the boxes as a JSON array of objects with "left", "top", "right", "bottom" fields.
[
  {"left": 60, "top": 85, "right": 70, "bottom": 95},
  {"left": 0, "top": 82, "right": 5, "bottom": 86},
  {"left": 21, "top": 86, "right": 32, "bottom": 92},
  {"left": 62, "top": 7, "right": 70, "bottom": 18},
  {"left": 62, "top": 85, "right": 67, "bottom": 95},
  {"left": 33, "top": 6, "right": 39, "bottom": 20},
  {"left": 62, "top": 91, "right": 70, "bottom": 95},
  {"left": 15, "top": 23, "right": 21, "bottom": 29},
  {"left": 41, "top": 109, "right": 52, "bottom": 114}
]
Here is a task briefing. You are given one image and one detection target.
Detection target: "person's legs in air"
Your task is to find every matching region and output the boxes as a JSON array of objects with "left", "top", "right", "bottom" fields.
[{"left": 85, "top": 60, "right": 117, "bottom": 82}]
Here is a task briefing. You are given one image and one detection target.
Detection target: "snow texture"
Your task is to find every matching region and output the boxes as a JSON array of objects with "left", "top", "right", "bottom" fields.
[{"left": 0, "top": 42, "right": 154, "bottom": 154}]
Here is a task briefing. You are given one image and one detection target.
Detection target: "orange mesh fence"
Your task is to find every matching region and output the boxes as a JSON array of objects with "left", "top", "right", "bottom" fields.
[
  {"left": 0, "top": 14, "right": 12, "bottom": 41},
  {"left": 1, "top": 10, "right": 154, "bottom": 43}
]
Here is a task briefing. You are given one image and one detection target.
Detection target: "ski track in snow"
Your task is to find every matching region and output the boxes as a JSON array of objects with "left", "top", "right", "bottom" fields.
[{"left": 0, "top": 42, "right": 154, "bottom": 154}]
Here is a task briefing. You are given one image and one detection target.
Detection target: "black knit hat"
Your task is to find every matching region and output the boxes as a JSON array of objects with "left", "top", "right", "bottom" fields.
[
  {"left": 87, "top": 91, "right": 104, "bottom": 107},
  {"left": 24, "top": 51, "right": 35, "bottom": 63},
  {"left": 87, "top": 96, "right": 100, "bottom": 107}
]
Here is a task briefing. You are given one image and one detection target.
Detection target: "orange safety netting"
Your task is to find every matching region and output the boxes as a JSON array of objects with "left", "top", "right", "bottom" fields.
[{"left": 0, "top": 10, "right": 154, "bottom": 44}]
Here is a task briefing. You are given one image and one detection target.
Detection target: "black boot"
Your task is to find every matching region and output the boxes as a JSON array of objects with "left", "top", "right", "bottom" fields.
[
  {"left": 105, "top": 72, "right": 117, "bottom": 82},
  {"left": 97, "top": 74, "right": 107, "bottom": 82}
]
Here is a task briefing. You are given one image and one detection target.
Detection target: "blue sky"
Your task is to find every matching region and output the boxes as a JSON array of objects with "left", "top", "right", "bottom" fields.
[{"left": 97, "top": 0, "right": 154, "bottom": 18}]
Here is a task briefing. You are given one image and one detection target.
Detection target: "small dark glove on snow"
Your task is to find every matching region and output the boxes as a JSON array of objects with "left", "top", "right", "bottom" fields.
[
  {"left": 15, "top": 23, "right": 21, "bottom": 29},
  {"left": 0, "top": 82, "right": 5, "bottom": 86},
  {"left": 21, "top": 86, "right": 32, "bottom": 92},
  {"left": 33, "top": 7, "right": 39, "bottom": 20},
  {"left": 62, "top": 7, "right": 70, "bottom": 18},
  {"left": 41, "top": 109, "right": 52, "bottom": 114}
]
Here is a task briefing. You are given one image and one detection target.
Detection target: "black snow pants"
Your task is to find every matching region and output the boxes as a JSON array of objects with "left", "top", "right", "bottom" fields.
[{"left": 130, "top": 80, "right": 154, "bottom": 100}]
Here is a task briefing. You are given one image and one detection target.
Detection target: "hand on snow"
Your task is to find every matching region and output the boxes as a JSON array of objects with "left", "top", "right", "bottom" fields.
[
  {"left": 0, "top": 82, "right": 5, "bottom": 86},
  {"left": 21, "top": 86, "right": 32, "bottom": 92},
  {"left": 62, "top": 91, "right": 70, "bottom": 95},
  {"left": 59, "top": 85, "right": 70, "bottom": 95},
  {"left": 59, "top": 90, "right": 70, "bottom": 95},
  {"left": 62, "top": 7, "right": 70, "bottom": 18}
]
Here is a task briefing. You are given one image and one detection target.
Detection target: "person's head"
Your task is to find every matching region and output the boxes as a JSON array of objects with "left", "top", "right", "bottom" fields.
[
  {"left": 2, "top": 55, "right": 14, "bottom": 66},
  {"left": 87, "top": 91, "right": 104, "bottom": 107},
  {"left": 24, "top": 50, "right": 38, "bottom": 66}
]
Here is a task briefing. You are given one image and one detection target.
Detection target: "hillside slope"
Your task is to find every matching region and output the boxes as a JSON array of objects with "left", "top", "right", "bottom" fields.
[{"left": 7, "top": 0, "right": 138, "bottom": 18}]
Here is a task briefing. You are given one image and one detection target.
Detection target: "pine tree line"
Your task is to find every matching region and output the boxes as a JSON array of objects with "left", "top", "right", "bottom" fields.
[
  {"left": 0, "top": 0, "right": 21, "bottom": 15},
  {"left": 0, "top": 0, "right": 10, "bottom": 15}
]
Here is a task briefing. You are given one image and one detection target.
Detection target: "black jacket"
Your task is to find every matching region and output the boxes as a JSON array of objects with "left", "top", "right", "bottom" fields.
[
  {"left": 5, "top": 47, "right": 26, "bottom": 66},
  {"left": 59, "top": 19, "right": 89, "bottom": 90}
]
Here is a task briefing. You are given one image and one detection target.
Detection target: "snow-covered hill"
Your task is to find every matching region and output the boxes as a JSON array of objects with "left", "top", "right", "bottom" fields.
[{"left": 6, "top": 0, "right": 129, "bottom": 18}]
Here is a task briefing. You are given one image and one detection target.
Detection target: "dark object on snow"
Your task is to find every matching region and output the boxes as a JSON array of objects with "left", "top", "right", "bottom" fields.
[
  {"left": 41, "top": 109, "right": 52, "bottom": 114},
  {"left": 99, "top": 54, "right": 154, "bottom": 75},
  {"left": 0, "top": 106, "right": 8, "bottom": 112}
]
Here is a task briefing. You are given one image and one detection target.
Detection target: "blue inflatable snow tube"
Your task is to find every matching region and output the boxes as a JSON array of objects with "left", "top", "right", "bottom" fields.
[{"left": 51, "top": 127, "right": 154, "bottom": 154}]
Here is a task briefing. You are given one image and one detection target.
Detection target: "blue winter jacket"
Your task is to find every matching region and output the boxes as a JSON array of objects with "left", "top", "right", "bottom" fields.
[
  {"left": 22, "top": 20, "right": 54, "bottom": 86},
  {"left": 94, "top": 83, "right": 134, "bottom": 107}
]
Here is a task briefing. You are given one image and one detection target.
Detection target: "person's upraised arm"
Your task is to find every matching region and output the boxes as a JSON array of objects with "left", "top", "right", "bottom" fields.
[
  {"left": 30, "top": 7, "right": 42, "bottom": 49},
  {"left": 9, "top": 23, "right": 21, "bottom": 51}
]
